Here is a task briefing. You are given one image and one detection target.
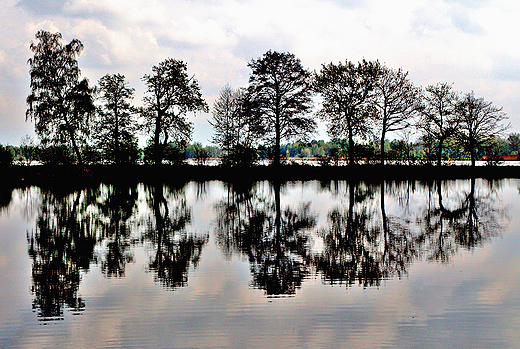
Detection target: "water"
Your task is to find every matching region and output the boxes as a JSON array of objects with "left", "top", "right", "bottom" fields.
[{"left": 1, "top": 179, "right": 520, "bottom": 348}]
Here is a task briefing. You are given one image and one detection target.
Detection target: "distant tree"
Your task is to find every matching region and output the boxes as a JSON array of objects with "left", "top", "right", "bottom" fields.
[
  {"left": 19, "top": 134, "right": 37, "bottom": 165},
  {"left": 507, "top": 133, "right": 520, "bottom": 155},
  {"left": 26, "top": 30, "right": 95, "bottom": 165},
  {"left": 416, "top": 83, "right": 458, "bottom": 166},
  {"left": 455, "top": 92, "right": 509, "bottom": 166},
  {"left": 142, "top": 58, "right": 208, "bottom": 166},
  {"left": 373, "top": 64, "right": 419, "bottom": 164},
  {"left": 96, "top": 74, "right": 139, "bottom": 164},
  {"left": 209, "top": 85, "right": 262, "bottom": 166},
  {"left": 313, "top": 59, "right": 380, "bottom": 165},
  {"left": 247, "top": 50, "right": 316, "bottom": 166},
  {"left": 0, "top": 144, "right": 13, "bottom": 166}
]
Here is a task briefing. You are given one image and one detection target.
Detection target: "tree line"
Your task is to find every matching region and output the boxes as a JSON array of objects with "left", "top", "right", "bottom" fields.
[{"left": 4, "top": 30, "right": 511, "bottom": 167}]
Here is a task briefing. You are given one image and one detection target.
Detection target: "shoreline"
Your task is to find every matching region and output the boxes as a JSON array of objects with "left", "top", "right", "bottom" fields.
[{"left": 2, "top": 164, "right": 520, "bottom": 186}]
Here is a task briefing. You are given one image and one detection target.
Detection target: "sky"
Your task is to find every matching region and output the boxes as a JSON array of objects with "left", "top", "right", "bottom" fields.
[{"left": 1, "top": 0, "right": 520, "bottom": 146}]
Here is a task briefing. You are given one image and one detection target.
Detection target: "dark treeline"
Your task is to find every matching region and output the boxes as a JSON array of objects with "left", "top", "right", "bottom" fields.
[{"left": 2, "top": 30, "right": 511, "bottom": 168}]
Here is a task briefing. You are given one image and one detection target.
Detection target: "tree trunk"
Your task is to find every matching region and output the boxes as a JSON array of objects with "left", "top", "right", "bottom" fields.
[
  {"left": 380, "top": 130, "right": 386, "bottom": 165},
  {"left": 154, "top": 110, "right": 162, "bottom": 167},
  {"left": 437, "top": 138, "right": 443, "bottom": 167}
]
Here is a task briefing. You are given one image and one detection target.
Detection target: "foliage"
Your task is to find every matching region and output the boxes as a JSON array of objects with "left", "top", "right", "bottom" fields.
[
  {"left": 0, "top": 144, "right": 14, "bottom": 166},
  {"left": 142, "top": 58, "right": 208, "bottom": 166},
  {"left": 313, "top": 59, "right": 380, "bottom": 165},
  {"left": 247, "top": 50, "right": 316, "bottom": 166},
  {"left": 26, "top": 30, "right": 95, "bottom": 165},
  {"left": 95, "top": 73, "right": 139, "bottom": 165}
]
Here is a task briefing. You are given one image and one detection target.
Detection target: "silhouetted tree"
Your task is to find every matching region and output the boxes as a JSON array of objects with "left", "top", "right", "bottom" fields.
[
  {"left": 26, "top": 30, "right": 95, "bottom": 165},
  {"left": 248, "top": 51, "right": 316, "bottom": 166},
  {"left": 313, "top": 60, "right": 379, "bottom": 165},
  {"left": 455, "top": 92, "right": 509, "bottom": 166},
  {"left": 416, "top": 83, "right": 458, "bottom": 166},
  {"left": 142, "top": 58, "right": 208, "bottom": 166},
  {"left": 96, "top": 74, "right": 139, "bottom": 164},
  {"left": 373, "top": 64, "right": 419, "bottom": 164}
]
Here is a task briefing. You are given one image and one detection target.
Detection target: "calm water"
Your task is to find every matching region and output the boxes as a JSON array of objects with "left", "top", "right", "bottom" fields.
[{"left": 1, "top": 179, "right": 520, "bottom": 348}]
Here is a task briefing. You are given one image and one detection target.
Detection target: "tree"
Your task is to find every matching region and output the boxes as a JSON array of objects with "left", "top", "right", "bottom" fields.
[
  {"left": 96, "top": 73, "right": 138, "bottom": 164},
  {"left": 455, "top": 92, "right": 509, "bottom": 166},
  {"left": 507, "top": 133, "right": 520, "bottom": 155},
  {"left": 210, "top": 84, "right": 263, "bottom": 166},
  {"left": 373, "top": 64, "right": 419, "bottom": 164},
  {"left": 26, "top": 30, "right": 95, "bottom": 165},
  {"left": 313, "top": 59, "right": 380, "bottom": 165},
  {"left": 417, "top": 83, "right": 458, "bottom": 166},
  {"left": 142, "top": 58, "right": 208, "bottom": 166},
  {"left": 247, "top": 50, "right": 316, "bottom": 167}
]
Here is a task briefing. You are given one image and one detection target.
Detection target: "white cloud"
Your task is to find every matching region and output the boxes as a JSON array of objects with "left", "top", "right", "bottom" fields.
[{"left": 2, "top": 0, "right": 520, "bottom": 145}]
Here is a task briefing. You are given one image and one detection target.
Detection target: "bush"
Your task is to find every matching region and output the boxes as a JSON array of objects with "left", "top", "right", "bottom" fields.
[{"left": 0, "top": 144, "right": 14, "bottom": 166}]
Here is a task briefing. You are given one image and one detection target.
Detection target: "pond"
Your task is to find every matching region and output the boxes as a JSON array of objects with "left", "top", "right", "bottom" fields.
[{"left": 1, "top": 179, "right": 520, "bottom": 348}]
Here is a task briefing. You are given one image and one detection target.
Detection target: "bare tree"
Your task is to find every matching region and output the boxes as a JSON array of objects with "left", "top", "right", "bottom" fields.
[
  {"left": 455, "top": 92, "right": 509, "bottom": 166},
  {"left": 373, "top": 64, "right": 419, "bottom": 164},
  {"left": 417, "top": 83, "right": 458, "bottom": 166}
]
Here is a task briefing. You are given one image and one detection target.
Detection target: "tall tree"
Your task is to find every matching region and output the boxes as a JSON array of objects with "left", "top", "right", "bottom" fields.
[
  {"left": 209, "top": 84, "right": 262, "bottom": 165},
  {"left": 313, "top": 59, "right": 380, "bottom": 165},
  {"left": 247, "top": 50, "right": 315, "bottom": 166},
  {"left": 142, "top": 58, "right": 208, "bottom": 166},
  {"left": 96, "top": 73, "right": 138, "bottom": 164},
  {"left": 373, "top": 64, "right": 419, "bottom": 164},
  {"left": 26, "top": 30, "right": 94, "bottom": 165},
  {"left": 417, "top": 82, "right": 458, "bottom": 166},
  {"left": 455, "top": 92, "right": 509, "bottom": 166}
]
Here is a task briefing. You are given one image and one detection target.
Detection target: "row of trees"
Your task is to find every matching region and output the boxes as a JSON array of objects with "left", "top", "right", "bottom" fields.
[
  {"left": 211, "top": 53, "right": 509, "bottom": 167},
  {"left": 24, "top": 30, "right": 510, "bottom": 168}
]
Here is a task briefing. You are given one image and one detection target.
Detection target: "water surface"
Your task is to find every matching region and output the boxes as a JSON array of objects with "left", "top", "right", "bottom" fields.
[{"left": 1, "top": 179, "right": 519, "bottom": 348}]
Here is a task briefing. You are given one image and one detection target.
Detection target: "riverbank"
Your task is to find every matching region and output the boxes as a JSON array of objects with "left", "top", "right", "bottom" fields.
[{"left": 2, "top": 164, "right": 520, "bottom": 186}]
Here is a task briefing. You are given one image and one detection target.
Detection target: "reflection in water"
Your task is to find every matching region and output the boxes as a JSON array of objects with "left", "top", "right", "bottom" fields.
[
  {"left": 20, "top": 178, "right": 507, "bottom": 319},
  {"left": 27, "top": 187, "right": 97, "bottom": 320},
  {"left": 144, "top": 183, "right": 208, "bottom": 289},
  {"left": 95, "top": 184, "right": 138, "bottom": 277},
  {"left": 215, "top": 181, "right": 317, "bottom": 295}
]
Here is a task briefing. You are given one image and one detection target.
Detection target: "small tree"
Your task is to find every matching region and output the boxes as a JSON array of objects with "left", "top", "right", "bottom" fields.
[
  {"left": 96, "top": 73, "right": 138, "bottom": 164},
  {"left": 313, "top": 59, "right": 380, "bottom": 165},
  {"left": 26, "top": 30, "right": 95, "bottom": 165},
  {"left": 247, "top": 50, "right": 316, "bottom": 166},
  {"left": 455, "top": 92, "right": 509, "bottom": 166},
  {"left": 210, "top": 85, "right": 262, "bottom": 166},
  {"left": 142, "top": 58, "right": 208, "bottom": 166},
  {"left": 416, "top": 82, "right": 458, "bottom": 166}
]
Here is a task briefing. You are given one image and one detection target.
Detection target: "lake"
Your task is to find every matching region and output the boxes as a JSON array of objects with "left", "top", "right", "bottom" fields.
[{"left": 1, "top": 178, "right": 520, "bottom": 348}]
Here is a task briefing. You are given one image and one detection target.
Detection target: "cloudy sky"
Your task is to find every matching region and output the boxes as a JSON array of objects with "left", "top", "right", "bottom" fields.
[{"left": 1, "top": 0, "right": 520, "bottom": 145}]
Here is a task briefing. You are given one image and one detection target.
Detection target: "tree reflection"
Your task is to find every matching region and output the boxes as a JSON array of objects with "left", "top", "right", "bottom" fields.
[
  {"left": 416, "top": 178, "right": 504, "bottom": 263},
  {"left": 27, "top": 187, "right": 97, "bottom": 320},
  {"left": 144, "top": 183, "right": 208, "bottom": 289},
  {"left": 215, "top": 181, "right": 317, "bottom": 296},
  {"left": 313, "top": 181, "right": 385, "bottom": 287},
  {"left": 95, "top": 184, "right": 138, "bottom": 277}
]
